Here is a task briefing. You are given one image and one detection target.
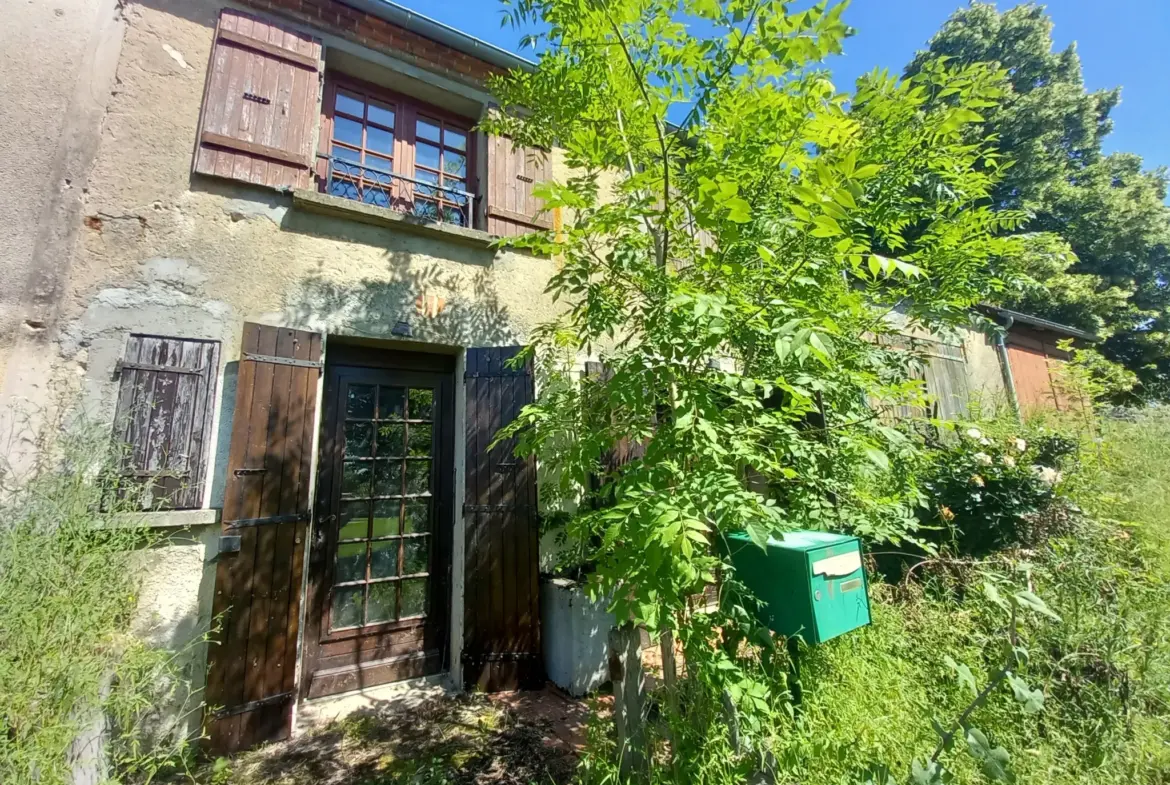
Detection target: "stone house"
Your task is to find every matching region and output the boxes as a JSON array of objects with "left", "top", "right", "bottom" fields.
[
  {"left": 1, "top": 0, "right": 568, "bottom": 754},
  {"left": 0, "top": 0, "right": 1091, "bottom": 757}
]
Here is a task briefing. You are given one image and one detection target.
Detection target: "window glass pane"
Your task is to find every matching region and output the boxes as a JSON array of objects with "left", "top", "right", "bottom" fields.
[
  {"left": 372, "top": 499, "right": 402, "bottom": 537},
  {"left": 413, "top": 200, "right": 439, "bottom": 221},
  {"left": 338, "top": 501, "right": 370, "bottom": 540},
  {"left": 367, "top": 582, "right": 396, "bottom": 623},
  {"left": 408, "top": 388, "right": 434, "bottom": 420},
  {"left": 333, "top": 115, "right": 363, "bottom": 148},
  {"left": 400, "top": 578, "right": 427, "bottom": 617},
  {"left": 344, "top": 421, "right": 373, "bottom": 457},
  {"left": 363, "top": 188, "right": 390, "bottom": 208},
  {"left": 330, "top": 178, "right": 359, "bottom": 201},
  {"left": 403, "top": 502, "right": 430, "bottom": 534},
  {"left": 332, "top": 145, "right": 361, "bottom": 164},
  {"left": 374, "top": 460, "right": 403, "bottom": 496},
  {"left": 335, "top": 90, "right": 365, "bottom": 118},
  {"left": 405, "top": 461, "right": 430, "bottom": 495},
  {"left": 407, "top": 424, "right": 432, "bottom": 456},
  {"left": 347, "top": 385, "right": 375, "bottom": 418},
  {"left": 332, "top": 586, "right": 364, "bottom": 628},
  {"left": 446, "top": 128, "right": 467, "bottom": 151},
  {"left": 334, "top": 542, "right": 367, "bottom": 584},
  {"left": 368, "top": 101, "right": 395, "bottom": 128},
  {"left": 379, "top": 387, "right": 405, "bottom": 419},
  {"left": 403, "top": 538, "right": 429, "bottom": 575},
  {"left": 414, "top": 169, "right": 439, "bottom": 199},
  {"left": 341, "top": 460, "right": 372, "bottom": 498},
  {"left": 377, "top": 423, "right": 405, "bottom": 456},
  {"left": 366, "top": 126, "right": 394, "bottom": 156},
  {"left": 417, "top": 119, "right": 441, "bottom": 142},
  {"left": 364, "top": 153, "right": 393, "bottom": 173},
  {"left": 443, "top": 152, "right": 467, "bottom": 178},
  {"left": 447, "top": 186, "right": 469, "bottom": 205},
  {"left": 443, "top": 205, "right": 466, "bottom": 227},
  {"left": 369, "top": 539, "right": 399, "bottom": 579},
  {"left": 366, "top": 165, "right": 393, "bottom": 187},
  {"left": 416, "top": 141, "right": 441, "bottom": 170}
]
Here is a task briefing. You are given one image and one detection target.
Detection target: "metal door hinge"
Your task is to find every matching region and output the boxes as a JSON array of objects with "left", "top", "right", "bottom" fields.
[{"left": 242, "top": 352, "right": 323, "bottom": 371}]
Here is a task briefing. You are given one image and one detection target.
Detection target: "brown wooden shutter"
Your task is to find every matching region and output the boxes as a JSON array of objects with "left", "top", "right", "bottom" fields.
[
  {"left": 193, "top": 10, "right": 322, "bottom": 190},
  {"left": 485, "top": 136, "right": 553, "bottom": 236},
  {"left": 462, "top": 346, "right": 542, "bottom": 691},
  {"left": 205, "top": 323, "right": 323, "bottom": 753},
  {"left": 112, "top": 334, "right": 220, "bottom": 510}
]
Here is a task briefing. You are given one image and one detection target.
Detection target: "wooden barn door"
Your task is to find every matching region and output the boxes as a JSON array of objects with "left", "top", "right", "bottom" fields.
[
  {"left": 205, "top": 323, "right": 322, "bottom": 753},
  {"left": 462, "top": 346, "right": 542, "bottom": 690}
]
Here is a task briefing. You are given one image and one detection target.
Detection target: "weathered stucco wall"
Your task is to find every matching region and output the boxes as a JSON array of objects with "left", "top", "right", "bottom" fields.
[{"left": 0, "top": 0, "right": 125, "bottom": 457}]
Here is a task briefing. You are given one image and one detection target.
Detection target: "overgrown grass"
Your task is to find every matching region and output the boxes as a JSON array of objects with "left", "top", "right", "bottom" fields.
[
  {"left": 575, "top": 409, "right": 1170, "bottom": 785},
  {"left": 0, "top": 418, "right": 197, "bottom": 784}
]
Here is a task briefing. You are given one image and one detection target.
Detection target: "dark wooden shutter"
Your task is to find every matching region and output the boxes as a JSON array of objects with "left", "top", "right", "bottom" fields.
[
  {"left": 112, "top": 334, "right": 220, "bottom": 509},
  {"left": 485, "top": 136, "right": 552, "bottom": 236},
  {"left": 193, "top": 10, "right": 322, "bottom": 190},
  {"left": 205, "top": 323, "right": 322, "bottom": 753},
  {"left": 462, "top": 346, "right": 542, "bottom": 691}
]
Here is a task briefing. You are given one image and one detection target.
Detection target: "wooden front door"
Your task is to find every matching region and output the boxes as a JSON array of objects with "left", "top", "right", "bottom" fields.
[{"left": 302, "top": 349, "right": 455, "bottom": 699}]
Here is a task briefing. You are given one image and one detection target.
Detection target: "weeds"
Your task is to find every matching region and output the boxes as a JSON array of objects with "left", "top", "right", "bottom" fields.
[{"left": 0, "top": 415, "right": 197, "bottom": 784}]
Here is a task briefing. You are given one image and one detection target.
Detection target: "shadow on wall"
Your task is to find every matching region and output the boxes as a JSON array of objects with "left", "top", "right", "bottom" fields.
[{"left": 279, "top": 261, "right": 518, "bottom": 349}]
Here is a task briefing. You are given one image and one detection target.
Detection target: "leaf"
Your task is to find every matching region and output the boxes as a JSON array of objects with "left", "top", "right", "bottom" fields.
[
  {"left": 1013, "top": 590, "right": 1062, "bottom": 622},
  {"left": 864, "top": 446, "right": 890, "bottom": 471},
  {"left": 758, "top": 245, "right": 776, "bottom": 264},
  {"left": 943, "top": 655, "right": 978, "bottom": 697},
  {"left": 910, "top": 758, "right": 946, "bottom": 785},
  {"left": 726, "top": 198, "right": 752, "bottom": 223},
  {"left": 810, "top": 215, "right": 843, "bottom": 238},
  {"left": 1007, "top": 674, "right": 1045, "bottom": 714},
  {"left": 745, "top": 518, "right": 771, "bottom": 549},
  {"left": 853, "top": 163, "right": 883, "bottom": 180},
  {"left": 833, "top": 188, "right": 857, "bottom": 209},
  {"left": 808, "top": 331, "right": 834, "bottom": 360},
  {"left": 982, "top": 581, "right": 1009, "bottom": 611},
  {"left": 792, "top": 185, "right": 821, "bottom": 204},
  {"left": 965, "top": 727, "right": 1014, "bottom": 783}
]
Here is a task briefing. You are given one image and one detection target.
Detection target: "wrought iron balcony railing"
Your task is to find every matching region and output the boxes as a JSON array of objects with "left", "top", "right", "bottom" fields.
[{"left": 324, "top": 156, "right": 475, "bottom": 228}]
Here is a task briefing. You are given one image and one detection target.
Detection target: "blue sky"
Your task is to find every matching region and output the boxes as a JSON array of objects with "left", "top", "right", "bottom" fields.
[{"left": 392, "top": 0, "right": 1169, "bottom": 174}]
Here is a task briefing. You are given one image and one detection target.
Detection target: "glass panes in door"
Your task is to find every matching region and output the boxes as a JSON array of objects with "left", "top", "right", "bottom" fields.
[{"left": 332, "top": 382, "right": 435, "bottom": 630}]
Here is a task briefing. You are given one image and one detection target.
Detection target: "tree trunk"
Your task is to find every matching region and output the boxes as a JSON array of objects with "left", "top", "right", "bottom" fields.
[{"left": 608, "top": 623, "right": 647, "bottom": 781}]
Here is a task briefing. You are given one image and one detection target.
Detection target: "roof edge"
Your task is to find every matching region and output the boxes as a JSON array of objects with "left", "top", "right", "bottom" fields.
[
  {"left": 350, "top": 0, "right": 537, "bottom": 73},
  {"left": 979, "top": 305, "right": 1098, "bottom": 342}
]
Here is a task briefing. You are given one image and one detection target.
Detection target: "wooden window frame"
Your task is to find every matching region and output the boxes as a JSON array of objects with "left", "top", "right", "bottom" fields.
[{"left": 316, "top": 74, "right": 478, "bottom": 229}]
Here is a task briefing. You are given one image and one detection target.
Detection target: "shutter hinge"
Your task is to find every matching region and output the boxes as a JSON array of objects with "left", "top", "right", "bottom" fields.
[
  {"left": 242, "top": 352, "right": 323, "bottom": 371},
  {"left": 210, "top": 691, "right": 293, "bottom": 720},
  {"left": 223, "top": 513, "right": 311, "bottom": 528},
  {"left": 114, "top": 360, "right": 207, "bottom": 377}
]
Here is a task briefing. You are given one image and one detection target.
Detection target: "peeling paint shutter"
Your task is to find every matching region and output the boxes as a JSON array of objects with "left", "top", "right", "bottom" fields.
[
  {"left": 193, "top": 9, "right": 322, "bottom": 190},
  {"left": 205, "top": 323, "right": 322, "bottom": 753},
  {"left": 485, "top": 136, "right": 553, "bottom": 236},
  {"left": 462, "top": 346, "right": 542, "bottom": 691},
  {"left": 111, "top": 334, "right": 220, "bottom": 510}
]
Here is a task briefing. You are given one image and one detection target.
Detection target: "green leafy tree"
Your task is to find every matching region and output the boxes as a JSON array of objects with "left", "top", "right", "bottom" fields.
[
  {"left": 484, "top": 0, "right": 1036, "bottom": 781},
  {"left": 906, "top": 2, "right": 1170, "bottom": 401}
]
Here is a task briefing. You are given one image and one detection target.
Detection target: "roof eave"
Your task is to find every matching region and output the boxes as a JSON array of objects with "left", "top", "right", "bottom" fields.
[{"left": 349, "top": 0, "right": 537, "bottom": 73}]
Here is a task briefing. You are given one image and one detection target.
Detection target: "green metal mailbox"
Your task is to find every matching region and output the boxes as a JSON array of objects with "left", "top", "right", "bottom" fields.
[{"left": 722, "top": 530, "right": 871, "bottom": 644}]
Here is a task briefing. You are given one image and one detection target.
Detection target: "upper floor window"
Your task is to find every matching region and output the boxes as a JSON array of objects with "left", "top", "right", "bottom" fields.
[{"left": 318, "top": 76, "right": 474, "bottom": 227}]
